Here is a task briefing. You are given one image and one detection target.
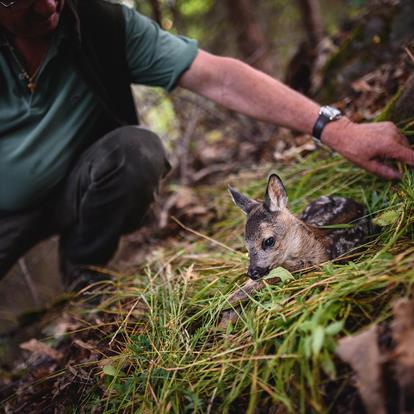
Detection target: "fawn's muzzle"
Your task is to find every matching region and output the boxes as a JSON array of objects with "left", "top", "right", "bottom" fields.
[{"left": 247, "top": 266, "right": 269, "bottom": 280}]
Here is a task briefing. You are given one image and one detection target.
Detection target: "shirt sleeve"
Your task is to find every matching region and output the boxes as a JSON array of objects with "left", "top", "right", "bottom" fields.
[{"left": 122, "top": 5, "right": 199, "bottom": 92}]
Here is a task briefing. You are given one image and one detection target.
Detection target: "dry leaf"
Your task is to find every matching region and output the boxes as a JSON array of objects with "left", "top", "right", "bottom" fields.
[
  {"left": 351, "top": 79, "right": 374, "bottom": 93},
  {"left": 20, "top": 338, "right": 63, "bottom": 361},
  {"left": 336, "top": 325, "right": 386, "bottom": 414},
  {"left": 391, "top": 298, "right": 414, "bottom": 414},
  {"left": 73, "top": 339, "right": 97, "bottom": 353},
  {"left": 336, "top": 295, "right": 414, "bottom": 414}
]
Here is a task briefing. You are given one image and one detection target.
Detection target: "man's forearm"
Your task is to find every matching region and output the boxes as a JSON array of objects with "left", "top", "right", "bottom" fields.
[{"left": 179, "top": 51, "right": 322, "bottom": 135}]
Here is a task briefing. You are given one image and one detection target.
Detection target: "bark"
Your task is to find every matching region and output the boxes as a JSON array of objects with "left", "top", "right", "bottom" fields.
[
  {"left": 285, "top": 0, "right": 323, "bottom": 94},
  {"left": 391, "top": 74, "right": 414, "bottom": 126},
  {"left": 296, "top": 0, "right": 324, "bottom": 46},
  {"left": 285, "top": 41, "right": 316, "bottom": 95},
  {"left": 225, "top": 0, "right": 272, "bottom": 74},
  {"left": 148, "top": 0, "right": 162, "bottom": 25}
]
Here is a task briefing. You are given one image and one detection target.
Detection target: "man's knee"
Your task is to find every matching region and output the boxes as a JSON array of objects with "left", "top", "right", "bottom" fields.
[
  {"left": 88, "top": 126, "right": 171, "bottom": 191},
  {"left": 68, "top": 126, "right": 170, "bottom": 233}
]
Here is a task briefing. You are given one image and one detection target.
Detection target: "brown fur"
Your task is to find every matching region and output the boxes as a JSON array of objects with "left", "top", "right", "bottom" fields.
[{"left": 244, "top": 199, "right": 330, "bottom": 275}]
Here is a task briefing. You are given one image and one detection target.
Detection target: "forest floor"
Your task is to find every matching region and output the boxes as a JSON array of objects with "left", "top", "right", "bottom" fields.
[{"left": 1, "top": 18, "right": 414, "bottom": 414}]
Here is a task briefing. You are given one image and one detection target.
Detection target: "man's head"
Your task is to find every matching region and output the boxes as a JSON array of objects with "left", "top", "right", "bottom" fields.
[{"left": 0, "top": 0, "right": 65, "bottom": 38}]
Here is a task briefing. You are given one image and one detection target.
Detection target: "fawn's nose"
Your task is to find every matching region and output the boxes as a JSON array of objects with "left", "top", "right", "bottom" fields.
[{"left": 247, "top": 266, "right": 269, "bottom": 280}]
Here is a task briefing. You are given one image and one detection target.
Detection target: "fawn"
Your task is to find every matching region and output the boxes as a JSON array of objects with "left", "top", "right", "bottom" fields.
[{"left": 229, "top": 174, "right": 378, "bottom": 280}]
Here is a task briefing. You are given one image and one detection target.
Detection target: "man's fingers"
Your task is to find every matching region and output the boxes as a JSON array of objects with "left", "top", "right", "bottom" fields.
[
  {"left": 388, "top": 143, "right": 414, "bottom": 165},
  {"left": 397, "top": 134, "right": 411, "bottom": 148},
  {"left": 364, "top": 160, "right": 402, "bottom": 180}
]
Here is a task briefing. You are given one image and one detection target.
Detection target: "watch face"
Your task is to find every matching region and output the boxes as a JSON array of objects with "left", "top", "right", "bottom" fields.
[{"left": 321, "top": 106, "right": 342, "bottom": 120}]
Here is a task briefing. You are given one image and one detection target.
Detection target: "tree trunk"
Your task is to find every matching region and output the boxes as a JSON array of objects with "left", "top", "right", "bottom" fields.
[
  {"left": 285, "top": 0, "right": 323, "bottom": 95},
  {"left": 390, "top": 74, "right": 414, "bottom": 126},
  {"left": 296, "top": 0, "right": 323, "bottom": 46},
  {"left": 225, "top": 0, "right": 272, "bottom": 74},
  {"left": 148, "top": 0, "right": 162, "bottom": 25}
]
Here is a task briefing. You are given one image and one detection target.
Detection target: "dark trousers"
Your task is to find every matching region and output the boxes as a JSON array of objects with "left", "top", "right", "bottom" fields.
[{"left": 0, "top": 126, "right": 170, "bottom": 281}]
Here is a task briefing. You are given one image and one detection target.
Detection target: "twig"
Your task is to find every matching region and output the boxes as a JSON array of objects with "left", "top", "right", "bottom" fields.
[
  {"left": 404, "top": 46, "right": 414, "bottom": 65},
  {"left": 171, "top": 216, "right": 241, "bottom": 255},
  {"left": 109, "top": 298, "right": 140, "bottom": 346},
  {"left": 19, "top": 258, "right": 40, "bottom": 306},
  {"left": 192, "top": 163, "right": 236, "bottom": 183}
]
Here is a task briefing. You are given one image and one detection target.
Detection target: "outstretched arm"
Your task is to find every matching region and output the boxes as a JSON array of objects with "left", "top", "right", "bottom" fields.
[{"left": 178, "top": 50, "right": 414, "bottom": 180}]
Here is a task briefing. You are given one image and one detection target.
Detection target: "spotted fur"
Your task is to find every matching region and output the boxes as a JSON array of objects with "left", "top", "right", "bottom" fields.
[
  {"left": 230, "top": 174, "right": 378, "bottom": 280},
  {"left": 300, "top": 196, "right": 378, "bottom": 259}
]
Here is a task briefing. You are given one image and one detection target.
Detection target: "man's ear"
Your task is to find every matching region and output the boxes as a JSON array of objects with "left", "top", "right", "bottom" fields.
[
  {"left": 228, "top": 186, "right": 258, "bottom": 215},
  {"left": 264, "top": 174, "right": 288, "bottom": 212}
]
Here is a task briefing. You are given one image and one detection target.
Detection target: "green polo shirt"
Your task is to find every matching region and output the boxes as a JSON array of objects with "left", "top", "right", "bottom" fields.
[{"left": 0, "top": 5, "right": 198, "bottom": 211}]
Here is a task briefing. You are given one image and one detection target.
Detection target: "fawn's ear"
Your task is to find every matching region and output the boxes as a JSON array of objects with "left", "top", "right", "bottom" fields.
[
  {"left": 264, "top": 174, "right": 288, "bottom": 212},
  {"left": 228, "top": 186, "right": 258, "bottom": 215}
]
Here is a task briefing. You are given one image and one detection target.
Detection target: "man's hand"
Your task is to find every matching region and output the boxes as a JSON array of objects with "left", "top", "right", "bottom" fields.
[{"left": 322, "top": 118, "right": 414, "bottom": 180}]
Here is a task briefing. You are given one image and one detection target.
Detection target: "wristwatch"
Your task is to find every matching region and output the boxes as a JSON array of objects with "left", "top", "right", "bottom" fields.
[{"left": 312, "top": 106, "right": 343, "bottom": 144}]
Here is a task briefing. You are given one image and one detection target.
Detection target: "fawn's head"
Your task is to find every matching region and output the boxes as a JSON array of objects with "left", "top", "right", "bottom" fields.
[{"left": 230, "top": 174, "right": 307, "bottom": 280}]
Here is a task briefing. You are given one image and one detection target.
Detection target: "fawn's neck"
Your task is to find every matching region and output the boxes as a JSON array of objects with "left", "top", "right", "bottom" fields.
[{"left": 282, "top": 220, "right": 331, "bottom": 271}]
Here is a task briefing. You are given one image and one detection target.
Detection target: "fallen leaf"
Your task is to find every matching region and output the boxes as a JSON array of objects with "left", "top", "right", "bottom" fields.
[
  {"left": 336, "top": 325, "right": 386, "bottom": 414},
  {"left": 351, "top": 79, "right": 374, "bottom": 93},
  {"left": 20, "top": 338, "right": 63, "bottom": 361},
  {"left": 73, "top": 339, "right": 97, "bottom": 353},
  {"left": 391, "top": 297, "right": 414, "bottom": 413}
]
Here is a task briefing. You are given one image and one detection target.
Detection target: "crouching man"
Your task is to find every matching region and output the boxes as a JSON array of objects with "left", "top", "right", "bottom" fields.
[{"left": 0, "top": 0, "right": 412, "bottom": 290}]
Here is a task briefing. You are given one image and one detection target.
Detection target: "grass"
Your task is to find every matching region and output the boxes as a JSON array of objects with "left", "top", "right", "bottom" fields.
[{"left": 81, "top": 151, "right": 414, "bottom": 413}]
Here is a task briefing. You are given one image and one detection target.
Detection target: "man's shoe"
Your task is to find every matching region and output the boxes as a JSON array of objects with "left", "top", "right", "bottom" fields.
[{"left": 60, "top": 257, "right": 112, "bottom": 293}]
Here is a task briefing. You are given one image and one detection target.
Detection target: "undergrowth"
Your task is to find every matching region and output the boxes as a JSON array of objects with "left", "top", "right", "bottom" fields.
[{"left": 83, "top": 152, "right": 414, "bottom": 413}]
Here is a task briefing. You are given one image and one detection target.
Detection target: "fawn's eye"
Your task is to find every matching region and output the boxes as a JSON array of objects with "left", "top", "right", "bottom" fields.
[{"left": 262, "top": 237, "right": 275, "bottom": 250}]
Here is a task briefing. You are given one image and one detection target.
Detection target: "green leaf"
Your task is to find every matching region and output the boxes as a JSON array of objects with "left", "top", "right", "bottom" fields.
[
  {"left": 299, "top": 321, "right": 313, "bottom": 332},
  {"left": 373, "top": 209, "right": 400, "bottom": 226},
  {"left": 303, "top": 336, "right": 312, "bottom": 359},
  {"left": 103, "top": 364, "right": 117, "bottom": 377},
  {"left": 320, "top": 351, "right": 336, "bottom": 379},
  {"left": 325, "top": 321, "right": 344, "bottom": 336},
  {"left": 226, "top": 321, "right": 234, "bottom": 335},
  {"left": 312, "top": 326, "right": 325, "bottom": 356},
  {"left": 264, "top": 267, "right": 294, "bottom": 283}
]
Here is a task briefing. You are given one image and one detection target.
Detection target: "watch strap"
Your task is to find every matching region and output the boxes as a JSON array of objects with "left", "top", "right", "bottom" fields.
[
  {"left": 312, "top": 113, "right": 331, "bottom": 141},
  {"left": 312, "top": 106, "right": 342, "bottom": 143}
]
